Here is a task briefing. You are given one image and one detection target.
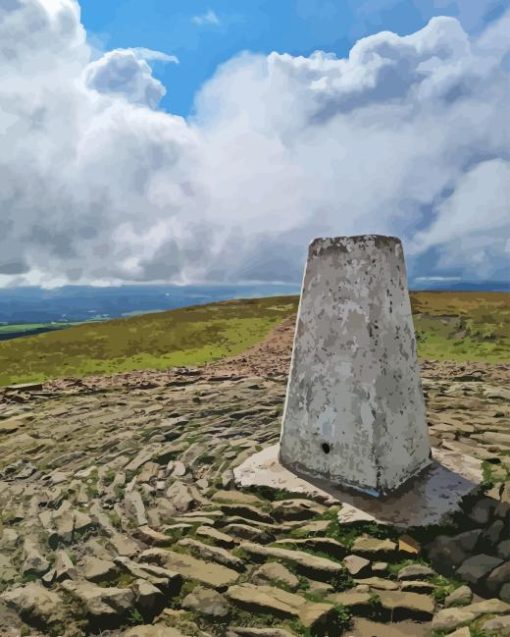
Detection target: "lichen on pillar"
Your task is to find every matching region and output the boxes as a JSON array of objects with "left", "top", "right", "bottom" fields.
[{"left": 279, "top": 234, "right": 431, "bottom": 497}]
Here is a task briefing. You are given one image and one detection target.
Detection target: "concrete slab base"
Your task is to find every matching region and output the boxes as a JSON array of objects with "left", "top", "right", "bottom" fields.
[{"left": 233, "top": 444, "right": 483, "bottom": 528}]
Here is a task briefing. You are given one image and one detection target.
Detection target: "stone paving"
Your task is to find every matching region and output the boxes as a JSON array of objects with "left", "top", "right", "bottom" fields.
[{"left": 0, "top": 324, "right": 509, "bottom": 637}]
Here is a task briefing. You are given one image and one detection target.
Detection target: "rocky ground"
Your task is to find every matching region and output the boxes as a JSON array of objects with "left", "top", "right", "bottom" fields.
[{"left": 0, "top": 318, "right": 509, "bottom": 637}]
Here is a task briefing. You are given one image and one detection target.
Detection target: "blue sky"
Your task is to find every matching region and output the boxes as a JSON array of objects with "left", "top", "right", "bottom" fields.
[{"left": 79, "top": 0, "right": 507, "bottom": 116}]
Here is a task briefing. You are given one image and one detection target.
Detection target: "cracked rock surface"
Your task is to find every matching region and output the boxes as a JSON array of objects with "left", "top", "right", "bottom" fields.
[{"left": 0, "top": 320, "right": 509, "bottom": 636}]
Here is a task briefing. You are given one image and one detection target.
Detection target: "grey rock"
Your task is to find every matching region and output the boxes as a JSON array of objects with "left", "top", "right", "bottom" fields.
[
  {"left": 177, "top": 538, "right": 245, "bottom": 571},
  {"left": 108, "top": 532, "right": 140, "bottom": 557},
  {"left": 479, "top": 519, "right": 505, "bottom": 549},
  {"left": 354, "top": 577, "right": 399, "bottom": 591},
  {"left": 485, "top": 560, "right": 510, "bottom": 595},
  {"left": 0, "top": 528, "right": 19, "bottom": 549},
  {"left": 132, "top": 578, "right": 164, "bottom": 615},
  {"left": 400, "top": 580, "right": 437, "bottom": 594},
  {"left": 114, "top": 556, "right": 181, "bottom": 592},
  {"left": 196, "top": 525, "right": 238, "bottom": 549},
  {"left": 21, "top": 539, "right": 50, "bottom": 576},
  {"left": 134, "top": 525, "right": 172, "bottom": 547},
  {"left": 170, "top": 461, "right": 187, "bottom": 477},
  {"left": 124, "top": 490, "right": 148, "bottom": 526},
  {"left": 351, "top": 536, "right": 397, "bottom": 557},
  {"left": 432, "top": 598, "right": 510, "bottom": 632},
  {"left": 480, "top": 615, "right": 510, "bottom": 636},
  {"left": 226, "top": 582, "right": 334, "bottom": 628},
  {"left": 444, "top": 585, "right": 473, "bottom": 607},
  {"left": 271, "top": 499, "right": 326, "bottom": 521},
  {"left": 457, "top": 554, "right": 503, "bottom": 584},
  {"left": 220, "top": 503, "right": 273, "bottom": 524},
  {"left": 212, "top": 490, "right": 264, "bottom": 507},
  {"left": 125, "top": 447, "right": 156, "bottom": 472},
  {"left": 73, "top": 510, "right": 95, "bottom": 535},
  {"left": 1, "top": 583, "right": 62, "bottom": 629},
  {"left": 140, "top": 548, "right": 238, "bottom": 588},
  {"left": 224, "top": 523, "right": 274, "bottom": 544},
  {"left": 498, "top": 540, "right": 510, "bottom": 560},
  {"left": 376, "top": 590, "right": 435, "bottom": 619},
  {"left": 252, "top": 562, "right": 300, "bottom": 590},
  {"left": 54, "top": 550, "right": 77, "bottom": 581},
  {"left": 273, "top": 536, "right": 346, "bottom": 559},
  {"left": 397, "top": 564, "right": 435, "bottom": 580},
  {"left": 82, "top": 556, "right": 118, "bottom": 582},
  {"left": 427, "top": 529, "right": 482, "bottom": 575},
  {"left": 182, "top": 586, "right": 230, "bottom": 617},
  {"left": 221, "top": 470, "right": 234, "bottom": 488},
  {"left": 502, "top": 584, "right": 510, "bottom": 603},
  {"left": 344, "top": 554, "right": 370, "bottom": 577},
  {"left": 62, "top": 579, "right": 134, "bottom": 623},
  {"left": 42, "top": 569, "right": 56, "bottom": 586},
  {"left": 165, "top": 481, "right": 196, "bottom": 512},
  {"left": 466, "top": 497, "right": 496, "bottom": 525},
  {"left": 239, "top": 542, "right": 343, "bottom": 581},
  {"left": 0, "top": 555, "right": 17, "bottom": 584},
  {"left": 327, "top": 591, "right": 373, "bottom": 612}
]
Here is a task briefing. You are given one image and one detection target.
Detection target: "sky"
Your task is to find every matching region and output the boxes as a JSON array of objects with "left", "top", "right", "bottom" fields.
[
  {"left": 0, "top": 0, "right": 509, "bottom": 288},
  {"left": 79, "top": 0, "right": 509, "bottom": 116}
]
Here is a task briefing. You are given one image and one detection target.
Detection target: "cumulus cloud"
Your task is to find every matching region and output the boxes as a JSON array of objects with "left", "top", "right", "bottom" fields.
[
  {"left": 84, "top": 48, "right": 178, "bottom": 108},
  {"left": 412, "top": 160, "right": 510, "bottom": 279},
  {"left": 192, "top": 9, "right": 220, "bottom": 27},
  {"left": 0, "top": 0, "right": 508, "bottom": 287}
]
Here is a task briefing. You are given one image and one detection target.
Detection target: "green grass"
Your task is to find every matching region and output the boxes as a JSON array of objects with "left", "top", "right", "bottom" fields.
[
  {"left": 0, "top": 291, "right": 508, "bottom": 387},
  {"left": 0, "top": 296, "right": 299, "bottom": 386},
  {"left": 0, "top": 320, "right": 99, "bottom": 336},
  {"left": 411, "top": 291, "right": 510, "bottom": 362},
  {"left": 0, "top": 323, "right": 60, "bottom": 335},
  {"left": 0, "top": 297, "right": 297, "bottom": 385}
]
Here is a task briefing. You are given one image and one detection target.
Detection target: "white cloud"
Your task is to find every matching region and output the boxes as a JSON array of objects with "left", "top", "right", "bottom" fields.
[
  {"left": 411, "top": 160, "right": 510, "bottom": 278},
  {"left": 192, "top": 9, "right": 220, "bottom": 27},
  {"left": 0, "top": 0, "right": 509, "bottom": 287},
  {"left": 130, "top": 47, "right": 179, "bottom": 64},
  {"left": 84, "top": 48, "right": 171, "bottom": 108}
]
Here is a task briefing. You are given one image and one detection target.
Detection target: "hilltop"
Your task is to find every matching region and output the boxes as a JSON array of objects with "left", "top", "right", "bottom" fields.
[
  {"left": 0, "top": 291, "right": 509, "bottom": 637},
  {"left": 0, "top": 291, "right": 509, "bottom": 387}
]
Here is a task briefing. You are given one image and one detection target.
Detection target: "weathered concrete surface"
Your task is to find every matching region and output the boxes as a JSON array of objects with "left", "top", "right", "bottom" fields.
[
  {"left": 280, "top": 235, "right": 431, "bottom": 496},
  {"left": 234, "top": 445, "right": 483, "bottom": 528}
]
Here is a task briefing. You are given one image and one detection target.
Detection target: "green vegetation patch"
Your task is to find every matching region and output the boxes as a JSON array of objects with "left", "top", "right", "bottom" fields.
[
  {"left": 0, "top": 296, "right": 298, "bottom": 386},
  {"left": 411, "top": 291, "right": 510, "bottom": 362},
  {"left": 0, "top": 291, "right": 508, "bottom": 386}
]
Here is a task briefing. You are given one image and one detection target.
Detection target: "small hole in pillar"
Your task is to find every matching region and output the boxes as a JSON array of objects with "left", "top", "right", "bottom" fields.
[{"left": 321, "top": 443, "right": 331, "bottom": 454}]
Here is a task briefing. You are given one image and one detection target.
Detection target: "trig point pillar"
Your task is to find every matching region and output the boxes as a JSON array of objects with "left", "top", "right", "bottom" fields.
[{"left": 280, "top": 235, "right": 431, "bottom": 497}]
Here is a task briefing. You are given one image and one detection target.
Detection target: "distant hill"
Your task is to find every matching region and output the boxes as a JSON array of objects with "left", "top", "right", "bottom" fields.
[
  {"left": 0, "top": 296, "right": 299, "bottom": 386},
  {"left": 0, "top": 292, "right": 508, "bottom": 386},
  {"left": 0, "top": 284, "right": 301, "bottom": 324}
]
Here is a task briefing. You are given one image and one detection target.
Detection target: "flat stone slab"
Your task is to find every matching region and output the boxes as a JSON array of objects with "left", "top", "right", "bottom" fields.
[
  {"left": 234, "top": 445, "right": 482, "bottom": 528},
  {"left": 140, "top": 549, "right": 239, "bottom": 588}
]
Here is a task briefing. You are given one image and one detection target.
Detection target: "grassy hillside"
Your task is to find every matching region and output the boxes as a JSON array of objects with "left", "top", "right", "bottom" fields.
[
  {"left": 0, "top": 296, "right": 299, "bottom": 386},
  {"left": 411, "top": 291, "right": 510, "bottom": 362},
  {"left": 0, "top": 292, "right": 508, "bottom": 387}
]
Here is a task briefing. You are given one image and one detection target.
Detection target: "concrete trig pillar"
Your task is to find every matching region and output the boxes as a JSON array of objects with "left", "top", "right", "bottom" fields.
[{"left": 280, "top": 235, "right": 431, "bottom": 497}]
